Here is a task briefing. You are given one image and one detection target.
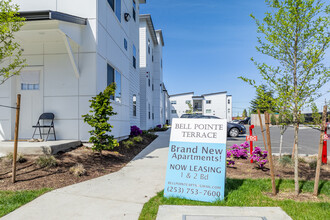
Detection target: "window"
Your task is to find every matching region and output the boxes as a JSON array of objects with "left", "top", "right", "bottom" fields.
[
  {"left": 171, "top": 100, "right": 177, "bottom": 105},
  {"left": 20, "top": 71, "right": 40, "bottom": 90},
  {"left": 148, "top": 39, "right": 151, "bottom": 54},
  {"left": 206, "top": 100, "right": 211, "bottom": 104},
  {"left": 228, "top": 109, "right": 230, "bottom": 114},
  {"left": 152, "top": 84, "right": 154, "bottom": 91},
  {"left": 228, "top": 99, "right": 231, "bottom": 104},
  {"left": 133, "top": 95, "right": 137, "bottom": 116},
  {"left": 132, "top": 0, "right": 136, "bottom": 21},
  {"left": 107, "top": 64, "right": 121, "bottom": 103},
  {"left": 161, "top": 59, "right": 163, "bottom": 68},
  {"left": 152, "top": 49, "right": 154, "bottom": 62},
  {"left": 124, "top": 38, "right": 127, "bottom": 50},
  {"left": 171, "top": 110, "right": 177, "bottom": 114},
  {"left": 152, "top": 106, "right": 154, "bottom": 120},
  {"left": 133, "top": 45, "right": 136, "bottom": 68},
  {"left": 148, "top": 78, "right": 150, "bottom": 87},
  {"left": 206, "top": 109, "right": 212, "bottom": 113},
  {"left": 185, "top": 100, "right": 191, "bottom": 104},
  {"left": 108, "top": 0, "right": 121, "bottom": 22},
  {"left": 148, "top": 103, "right": 151, "bottom": 119}
]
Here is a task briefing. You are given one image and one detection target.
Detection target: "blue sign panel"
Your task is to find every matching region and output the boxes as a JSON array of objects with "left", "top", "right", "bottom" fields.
[{"left": 164, "top": 118, "right": 227, "bottom": 202}]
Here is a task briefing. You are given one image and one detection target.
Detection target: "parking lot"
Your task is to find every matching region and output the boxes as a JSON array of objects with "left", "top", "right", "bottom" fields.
[{"left": 227, "top": 125, "right": 327, "bottom": 155}]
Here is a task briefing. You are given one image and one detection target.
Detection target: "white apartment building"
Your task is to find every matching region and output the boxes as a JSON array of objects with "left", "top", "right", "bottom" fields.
[
  {"left": 139, "top": 14, "right": 168, "bottom": 130},
  {"left": 0, "top": 0, "right": 146, "bottom": 141},
  {"left": 170, "top": 92, "right": 232, "bottom": 122}
]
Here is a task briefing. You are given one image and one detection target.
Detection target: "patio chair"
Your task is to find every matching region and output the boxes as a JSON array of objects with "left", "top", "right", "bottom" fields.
[{"left": 32, "top": 113, "right": 56, "bottom": 141}]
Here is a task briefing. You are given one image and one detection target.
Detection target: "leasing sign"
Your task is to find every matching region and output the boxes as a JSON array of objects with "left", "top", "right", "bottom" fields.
[{"left": 164, "top": 118, "right": 227, "bottom": 202}]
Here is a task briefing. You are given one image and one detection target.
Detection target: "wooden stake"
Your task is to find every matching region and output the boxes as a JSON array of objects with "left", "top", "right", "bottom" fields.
[
  {"left": 313, "top": 105, "right": 327, "bottom": 196},
  {"left": 12, "top": 94, "right": 21, "bottom": 183},
  {"left": 258, "top": 109, "right": 267, "bottom": 150},
  {"left": 265, "top": 111, "right": 277, "bottom": 195}
]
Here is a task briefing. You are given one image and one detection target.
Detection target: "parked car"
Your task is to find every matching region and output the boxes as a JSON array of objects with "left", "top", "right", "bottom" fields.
[
  {"left": 237, "top": 117, "right": 251, "bottom": 125},
  {"left": 179, "top": 114, "right": 246, "bottom": 137}
]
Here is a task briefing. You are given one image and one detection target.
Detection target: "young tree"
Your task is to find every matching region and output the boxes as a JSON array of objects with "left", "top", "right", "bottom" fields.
[
  {"left": 241, "top": 0, "right": 330, "bottom": 195},
  {"left": 186, "top": 102, "right": 193, "bottom": 114},
  {"left": 82, "top": 83, "right": 119, "bottom": 154},
  {"left": 250, "top": 85, "right": 277, "bottom": 113},
  {"left": 0, "top": 0, "right": 26, "bottom": 85},
  {"left": 242, "top": 109, "right": 247, "bottom": 118},
  {"left": 311, "top": 102, "right": 322, "bottom": 125}
]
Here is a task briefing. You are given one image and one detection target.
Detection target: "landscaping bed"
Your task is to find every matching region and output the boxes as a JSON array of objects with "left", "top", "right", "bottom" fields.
[{"left": 0, "top": 133, "right": 158, "bottom": 191}]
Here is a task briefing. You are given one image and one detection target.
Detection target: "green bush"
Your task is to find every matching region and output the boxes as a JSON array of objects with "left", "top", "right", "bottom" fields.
[
  {"left": 123, "top": 140, "right": 134, "bottom": 148},
  {"left": 82, "top": 83, "right": 119, "bottom": 154},
  {"left": 4, "top": 152, "right": 26, "bottom": 164},
  {"left": 142, "top": 130, "right": 149, "bottom": 135},
  {"left": 132, "top": 136, "right": 143, "bottom": 143},
  {"left": 270, "top": 114, "right": 277, "bottom": 125},
  {"left": 35, "top": 155, "right": 57, "bottom": 168},
  {"left": 278, "top": 155, "right": 293, "bottom": 167}
]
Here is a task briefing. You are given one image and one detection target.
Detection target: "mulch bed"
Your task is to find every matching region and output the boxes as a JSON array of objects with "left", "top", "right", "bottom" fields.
[
  {"left": 0, "top": 134, "right": 157, "bottom": 191},
  {"left": 227, "top": 156, "right": 330, "bottom": 181}
]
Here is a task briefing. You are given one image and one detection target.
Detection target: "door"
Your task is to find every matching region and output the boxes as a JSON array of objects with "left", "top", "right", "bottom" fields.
[{"left": 16, "top": 69, "right": 43, "bottom": 139}]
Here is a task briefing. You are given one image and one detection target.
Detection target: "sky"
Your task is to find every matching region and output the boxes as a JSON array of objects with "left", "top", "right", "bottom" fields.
[{"left": 140, "top": 0, "right": 330, "bottom": 115}]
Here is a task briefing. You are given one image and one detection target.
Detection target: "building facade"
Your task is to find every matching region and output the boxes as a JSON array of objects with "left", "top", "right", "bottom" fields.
[
  {"left": 170, "top": 92, "right": 233, "bottom": 122},
  {"left": 139, "top": 14, "right": 168, "bottom": 130},
  {"left": 0, "top": 0, "right": 146, "bottom": 141}
]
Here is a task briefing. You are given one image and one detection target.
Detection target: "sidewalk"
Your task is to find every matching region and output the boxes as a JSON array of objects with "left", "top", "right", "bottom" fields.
[{"left": 2, "top": 130, "right": 170, "bottom": 220}]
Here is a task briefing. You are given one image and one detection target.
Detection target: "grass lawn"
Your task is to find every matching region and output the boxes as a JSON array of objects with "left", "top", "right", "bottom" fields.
[
  {"left": 0, "top": 188, "right": 51, "bottom": 217},
  {"left": 139, "top": 178, "right": 330, "bottom": 220}
]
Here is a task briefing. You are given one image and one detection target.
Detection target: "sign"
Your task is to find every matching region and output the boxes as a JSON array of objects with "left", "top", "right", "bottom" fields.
[
  {"left": 246, "top": 136, "right": 258, "bottom": 142},
  {"left": 324, "top": 134, "right": 329, "bottom": 141},
  {"left": 164, "top": 118, "right": 227, "bottom": 202}
]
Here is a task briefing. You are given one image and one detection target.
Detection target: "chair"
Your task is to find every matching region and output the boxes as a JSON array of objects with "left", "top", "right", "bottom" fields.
[{"left": 32, "top": 113, "right": 56, "bottom": 141}]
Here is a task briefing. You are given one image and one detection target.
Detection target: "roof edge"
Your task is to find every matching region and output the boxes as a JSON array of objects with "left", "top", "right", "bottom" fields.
[
  {"left": 170, "top": 92, "right": 194, "bottom": 97},
  {"left": 140, "top": 14, "right": 158, "bottom": 45},
  {"left": 202, "top": 91, "right": 227, "bottom": 96},
  {"left": 156, "top": 29, "right": 164, "bottom": 46}
]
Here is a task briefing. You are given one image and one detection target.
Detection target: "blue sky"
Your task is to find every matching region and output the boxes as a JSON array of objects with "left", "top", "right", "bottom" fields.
[{"left": 140, "top": 0, "right": 330, "bottom": 115}]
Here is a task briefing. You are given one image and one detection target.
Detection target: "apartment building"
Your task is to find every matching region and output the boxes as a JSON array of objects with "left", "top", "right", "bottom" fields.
[
  {"left": 0, "top": 0, "right": 146, "bottom": 141},
  {"left": 170, "top": 92, "right": 233, "bottom": 122},
  {"left": 139, "top": 14, "right": 168, "bottom": 130}
]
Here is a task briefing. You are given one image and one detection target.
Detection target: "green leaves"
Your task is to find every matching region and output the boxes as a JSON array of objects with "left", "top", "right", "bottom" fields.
[
  {"left": 0, "top": 0, "right": 26, "bottom": 85},
  {"left": 82, "top": 83, "right": 119, "bottom": 153}
]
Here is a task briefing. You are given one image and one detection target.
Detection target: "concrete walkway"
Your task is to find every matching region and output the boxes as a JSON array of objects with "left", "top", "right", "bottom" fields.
[{"left": 2, "top": 130, "right": 170, "bottom": 220}]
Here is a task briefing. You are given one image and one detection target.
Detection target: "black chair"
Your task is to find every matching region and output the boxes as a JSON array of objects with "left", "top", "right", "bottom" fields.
[{"left": 32, "top": 113, "right": 56, "bottom": 141}]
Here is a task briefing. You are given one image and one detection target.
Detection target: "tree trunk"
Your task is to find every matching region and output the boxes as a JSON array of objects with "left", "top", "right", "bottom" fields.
[
  {"left": 293, "top": 122, "right": 299, "bottom": 196},
  {"left": 279, "top": 133, "right": 283, "bottom": 160}
]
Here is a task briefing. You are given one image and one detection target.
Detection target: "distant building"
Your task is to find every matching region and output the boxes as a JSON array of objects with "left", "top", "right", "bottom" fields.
[{"left": 169, "top": 92, "right": 232, "bottom": 122}]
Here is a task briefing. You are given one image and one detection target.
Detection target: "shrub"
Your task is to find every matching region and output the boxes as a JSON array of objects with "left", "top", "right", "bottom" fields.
[
  {"left": 35, "top": 155, "right": 57, "bottom": 168},
  {"left": 123, "top": 140, "right": 134, "bottom": 148},
  {"left": 82, "top": 83, "right": 119, "bottom": 154},
  {"left": 308, "top": 160, "right": 317, "bottom": 170},
  {"left": 4, "top": 152, "right": 26, "bottom": 164},
  {"left": 226, "top": 150, "right": 235, "bottom": 166},
  {"left": 132, "top": 136, "right": 143, "bottom": 143},
  {"left": 228, "top": 142, "right": 249, "bottom": 159},
  {"left": 130, "top": 125, "right": 142, "bottom": 136},
  {"left": 156, "top": 124, "right": 162, "bottom": 128},
  {"left": 278, "top": 155, "right": 293, "bottom": 167},
  {"left": 250, "top": 146, "right": 268, "bottom": 168},
  {"left": 298, "top": 157, "right": 307, "bottom": 163},
  {"left": 142, "top": 130, "right": 149, "bottom": 135},
  {"left": 270, "top": 114, "right": 277, "bottom": 125},
  {"left": 69, "top": 163, "right": 86, "bottom": 177}
]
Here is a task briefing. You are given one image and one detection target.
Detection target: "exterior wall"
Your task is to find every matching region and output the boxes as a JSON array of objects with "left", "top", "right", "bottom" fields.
[
  {"left": 203, "top": 94, "right": 227, "bottom": 119},
  {"left": 1, "top": 0, "right": 143, "bottom": 141},
  {"left": 169, "top": 93, "right": 194, "bottom": 120}
]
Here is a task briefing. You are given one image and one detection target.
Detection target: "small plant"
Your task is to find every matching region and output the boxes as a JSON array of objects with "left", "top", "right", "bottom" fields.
[
  {"left": 156, "top": 124, "right": 162, "bottom": 128},
  {"left": 228, "top": 142, "right": 249, "bottom": 159},
  {"left": 226, "top": 150, "right": 235, "bottom": 166},
  {"left": 123, "top": 140, "right": 134, "bottom": 148},
  {"left": 4, "top": 152, "right": 26, "bottom": 164},
  {"left": 278, "top": 155, "right": 293, "bottom": 167},
  {"left": 82, "top": 83, "right": 119, "bottom": 154},
  {"left": 69, "top": 163, "right": 86, "bottom": 177},
  {"left": 250, "top": 146, "right": 268, "bottom": 168},
  {"left": 308, "top": 160, "right": 317, "bottom": 170},
  {"left": 130, "top": 125, "right": 142, "bottom": 136},
  {"left": 142, "top": 130, "right": 149, "bottom": 135},
  {"left": 35, "top": 155, "right": 57, "bottom": 168},
  {"left": 132, "top": 136, "right": 143, "bottom": 143},
  {"left": 298, "top": 157, "right": 307, "bottom": 163}
]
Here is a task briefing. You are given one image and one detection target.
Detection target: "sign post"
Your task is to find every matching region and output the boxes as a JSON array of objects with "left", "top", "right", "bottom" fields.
[
  {"left": 164, "top": 118, "right": 227, "bottom": 202},
  {"left": 322, "top": 124, "right": 328, "bottom": 164},
  {"left": 247, "top": 125, "right": 256, "bottom": 163}
]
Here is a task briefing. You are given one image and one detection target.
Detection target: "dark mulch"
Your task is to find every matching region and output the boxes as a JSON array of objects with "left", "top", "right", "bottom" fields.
[{"left": 0, "top": 134, "right": 157, "bottom": 191}]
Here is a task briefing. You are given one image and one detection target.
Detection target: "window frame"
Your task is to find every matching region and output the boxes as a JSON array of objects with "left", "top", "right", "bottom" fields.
[
  {"left": 206, "top": 100, "right": 212, "bottom": 104},
  {"left": 133, "top": 44, "right": 137, "bottom": 69},
  {"left": 107, "top": 63, "right": 122, "bottom": 103}
]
